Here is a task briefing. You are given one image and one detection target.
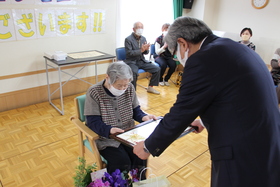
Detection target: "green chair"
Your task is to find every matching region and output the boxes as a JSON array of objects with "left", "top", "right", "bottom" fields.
[{"left": 70, "top": 94, "right": 107, "bottom": 170}]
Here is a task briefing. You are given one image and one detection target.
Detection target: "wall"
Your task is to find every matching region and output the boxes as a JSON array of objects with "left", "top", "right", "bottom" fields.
[
  {"left": 183, "top": 0, "right": 280, "bottom": 65},
  {"left": 0, "top": 0, "right": 117, "bottom": 112},
  {"left": 183, "top": 0, "right": 205, "bottom": 20}
]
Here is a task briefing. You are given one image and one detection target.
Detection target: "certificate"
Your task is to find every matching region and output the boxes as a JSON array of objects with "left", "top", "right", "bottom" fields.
[
  {"left": 68, "top": 50, "right": 105, "bottom": 59},
  {"left": 110, "top": 117, "right": 196, "bottom": 147}
]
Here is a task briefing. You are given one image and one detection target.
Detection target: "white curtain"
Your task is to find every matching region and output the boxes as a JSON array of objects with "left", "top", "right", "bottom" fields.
[{"left": 116, "top": 0, "right": 174, "bottom": 48}]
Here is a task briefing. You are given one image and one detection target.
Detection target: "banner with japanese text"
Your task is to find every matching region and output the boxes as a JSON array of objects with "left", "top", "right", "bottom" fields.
[
  {"left": 91, "top": 9, "right": 105, "bottom": 34},
  {"left": 0, "top": 9, "right": 16, "bottom": 42},
  {"left": 35, "top": 9, "right": 56, "bottom": 38},
  {"left": 56, "top": 9, "right": 74, "bottom": 36},
  {"left": 12, "top": 9, "right": 37, "bottom": 40},
  {"left": 0, "top": 8, "right": 106, "bottom": 42},
  {"left": 0, "top": 0, "right": 90, "bottom": 5},
  {"left": 74, "top": 9, "right": 91, "bottom": 35}
]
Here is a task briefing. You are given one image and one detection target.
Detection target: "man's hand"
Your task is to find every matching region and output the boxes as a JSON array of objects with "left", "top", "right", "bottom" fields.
[
  {"left": 142, "top": 114, "right": 157, "bottom": 121},
  {"left": 110, "top": 127, "right": 124, "bottom": 135},
  {"left": 141, "top": 42, "right": 150, "bottom": 53},
  {"left": 190, "top": 119, "right": 205, "bottom": 133},
  {"left": 133, "top": 141, "right": 150, "bottom": 160}
]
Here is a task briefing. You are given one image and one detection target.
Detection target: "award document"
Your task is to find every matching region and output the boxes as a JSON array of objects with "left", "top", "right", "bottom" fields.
[{"left": 110, "top": 117, "right": 196, "bottom": 147}]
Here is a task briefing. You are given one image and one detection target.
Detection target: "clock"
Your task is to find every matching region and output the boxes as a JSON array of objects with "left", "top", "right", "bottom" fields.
[{"left": 252, "top": 0, "right": 269, "bottom": 9}]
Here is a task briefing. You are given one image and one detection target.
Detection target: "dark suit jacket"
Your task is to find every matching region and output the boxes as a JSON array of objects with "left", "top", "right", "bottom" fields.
[
  {"left": 145, "top": 34, "right": 280, "bottom": 187},
  {"left": 124, "top": 33, "right": 149, "bottom": 63}
]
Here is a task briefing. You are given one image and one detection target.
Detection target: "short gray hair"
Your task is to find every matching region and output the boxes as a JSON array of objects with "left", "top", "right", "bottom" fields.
[
  {"left": 107, "top": 61, "right": 133, "bottom": 84},
  {"left": 133, "top": 21, "right": 143, "bottom": 29},
  {"left": 164, "top": 16, "right": 212, "bottom": 54}
]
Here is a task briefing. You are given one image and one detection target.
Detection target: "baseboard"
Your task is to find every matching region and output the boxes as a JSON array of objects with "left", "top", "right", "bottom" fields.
[{"left": 0, "top": 74, "right": 106, "bottom": 112}]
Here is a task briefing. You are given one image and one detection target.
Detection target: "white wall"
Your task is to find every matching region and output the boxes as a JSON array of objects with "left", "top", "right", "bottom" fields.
[
  {"left": 183, "top": 0, "right": 205, "bottom": 20},
  {"left": 183, "top": 0, "right": 280, "bottom": 64},
  {"left": 0, "top": 0, "right": 117, "bottom": 94}
]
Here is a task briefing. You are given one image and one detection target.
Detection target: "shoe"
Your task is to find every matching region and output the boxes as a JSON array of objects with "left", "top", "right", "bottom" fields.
[
  {"left": 159, "top": 82, "right": 165, "bottom": 86},
  {"left": 164, "top": 81, "right": 170, "bottom": 86},
  {"left": 147, "top": 87, "right": 160, "bottom": 94}
]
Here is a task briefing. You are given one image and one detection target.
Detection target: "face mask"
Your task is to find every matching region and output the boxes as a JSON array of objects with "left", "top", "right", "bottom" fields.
[
  {"left": 162, "top": 31, "right": 168, "bottom": 36},
  {"left": 176, "top": 43, "right": 189, "bottom": 67},
  {"left": 108, "top": 84, "right": 126, "bottom": 96},
  {"left": 135, "top": 29, "right": 143, "bottom": 36},
  {"left": 241, "top": 35, "right": 250, "bottom": 41}
]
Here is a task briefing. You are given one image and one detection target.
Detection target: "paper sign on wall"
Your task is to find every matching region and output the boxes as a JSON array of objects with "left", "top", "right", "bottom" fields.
[
  {"left": 12, "top": 9, "right": 38, "bottom": 40},
  {"left": 0, "top": 9, "right": 16, "bottom": 42},
  {"left": 35, "top": 9, "right": 56, "bottom": 38}
]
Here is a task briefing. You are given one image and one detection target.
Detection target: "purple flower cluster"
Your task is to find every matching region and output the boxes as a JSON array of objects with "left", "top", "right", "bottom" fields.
[{"left": 87, "top": 168, "right": 139, "bottom": 187}]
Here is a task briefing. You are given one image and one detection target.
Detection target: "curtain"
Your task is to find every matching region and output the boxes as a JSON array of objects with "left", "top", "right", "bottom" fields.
[{"left": 173, "top": 0, "right": 183, "bottom": 19}]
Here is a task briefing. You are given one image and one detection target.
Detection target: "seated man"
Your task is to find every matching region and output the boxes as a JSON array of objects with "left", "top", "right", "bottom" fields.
[
  {"left": 124, "top": 21, "right": 161, "bottom": 94},
  {"left": 84, "top": 61, "right": 157, "bottom": 177}
]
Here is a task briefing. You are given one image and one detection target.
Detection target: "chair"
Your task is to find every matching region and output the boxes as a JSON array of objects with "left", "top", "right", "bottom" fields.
[
  {"left": 115, "top": 47, "right": 149, "bottom": 88},
  {"left": 70, "top": 94, "right": 106, "bottom": 170},
  {"left": 115, "top": 47, "right": 146, "bottom": 74}
]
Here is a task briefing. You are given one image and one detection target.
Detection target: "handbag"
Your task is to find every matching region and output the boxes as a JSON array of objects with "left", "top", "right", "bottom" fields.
[{"left": 133, "top": 167, "right": 171, "bottom": 187}]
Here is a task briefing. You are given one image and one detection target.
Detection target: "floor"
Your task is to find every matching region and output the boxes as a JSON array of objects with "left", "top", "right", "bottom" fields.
[{"left": 0, "top": 77, "right": 211, "bottom": 187}]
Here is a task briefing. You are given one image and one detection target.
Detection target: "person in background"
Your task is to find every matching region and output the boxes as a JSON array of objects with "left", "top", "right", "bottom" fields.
[
  {"left": 133, "top": 17, "right": 280, "bottom": 187},
  {"left": 270, "top": 48, "right": 280, "bottom": 103},
  {"left": 84, "top": 61, "right": 157, "bottom": 177},
  {"left": 238, "top": 27, "right": 256, "bottom": 50},
  {"left": 124, "top": 21, "right": 161, "bottom": 94},
  {"left": 154, "top": 23, "right": 177, "bottom": 86},
  {"left": 270, "top": 48, "right": 280, "bottom": 73}
]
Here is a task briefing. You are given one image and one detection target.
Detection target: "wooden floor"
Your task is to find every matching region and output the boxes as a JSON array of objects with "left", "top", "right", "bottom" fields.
[{"left": 0, "top": 77, "right": 211, "bottom": 187}]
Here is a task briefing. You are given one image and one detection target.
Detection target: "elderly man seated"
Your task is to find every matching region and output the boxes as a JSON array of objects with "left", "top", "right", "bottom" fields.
[{"left": 124, "top": 21, "right": 161, "bottom": 94}]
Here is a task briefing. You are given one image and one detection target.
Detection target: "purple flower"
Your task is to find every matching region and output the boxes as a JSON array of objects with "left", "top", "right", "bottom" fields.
[
  {"left": 129, "top": 168, "right": 139, "bottom": 182},
  {"left": 87, "top": 178, "right": 110, "bottom": 187},
  {"left": 88, "top": 168, "right": 139, "bottom": 187}
]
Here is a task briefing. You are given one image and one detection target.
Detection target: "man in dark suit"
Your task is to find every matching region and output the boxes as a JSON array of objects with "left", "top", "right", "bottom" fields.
[
  {"left": 124, "top": 21, "right": 160, "bottom": 94},
  {"left": 133, "top": 17, "right": 280, "bottom": 187}
]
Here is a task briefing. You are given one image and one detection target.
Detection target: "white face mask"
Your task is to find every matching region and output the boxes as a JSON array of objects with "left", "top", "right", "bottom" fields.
[
  {"left": 135, "top": 29, "right": 143, "bottom": 36},
  {"left": 162, "top": 31, "right": 168, "bottom": 37},
  {"left": 241, "top": 35, "right": 250, "bottom": 41},
  {"left": 176, "top": 43, "right": 189, "bottom": 67},
  {"left": 108, "top": 84, "right": 126, "bottom": 96}
]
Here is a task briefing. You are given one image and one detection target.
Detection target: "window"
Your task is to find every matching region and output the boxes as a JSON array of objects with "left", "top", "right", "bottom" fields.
[{"left": 116, "top": 0, "right": 174, "bottom": 48}]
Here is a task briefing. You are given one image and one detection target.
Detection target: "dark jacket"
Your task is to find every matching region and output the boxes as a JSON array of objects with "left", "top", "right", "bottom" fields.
[
  {"left": 124, "top": 33, "right": 150, "bottom": 64},
  {"left": 145, "top": 34, "right": 280, "bottom": 187}
]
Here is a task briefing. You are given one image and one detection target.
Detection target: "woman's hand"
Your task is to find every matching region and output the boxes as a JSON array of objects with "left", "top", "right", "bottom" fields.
[
  {"left": 110, "top": 127, "right": 124, "bottom": 135},
  {"left": 142, "top": 114, "right": 157, "bottom": 122}
]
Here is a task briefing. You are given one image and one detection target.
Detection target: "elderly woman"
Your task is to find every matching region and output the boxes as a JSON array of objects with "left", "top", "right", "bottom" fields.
[{"left": 84, "top": 61, "right": 156, "bottom": 176}]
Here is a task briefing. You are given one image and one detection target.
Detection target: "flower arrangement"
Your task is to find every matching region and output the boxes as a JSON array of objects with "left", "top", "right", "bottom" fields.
[{"left": 87, "top": 168, "right": 139, "bottom": 187}]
